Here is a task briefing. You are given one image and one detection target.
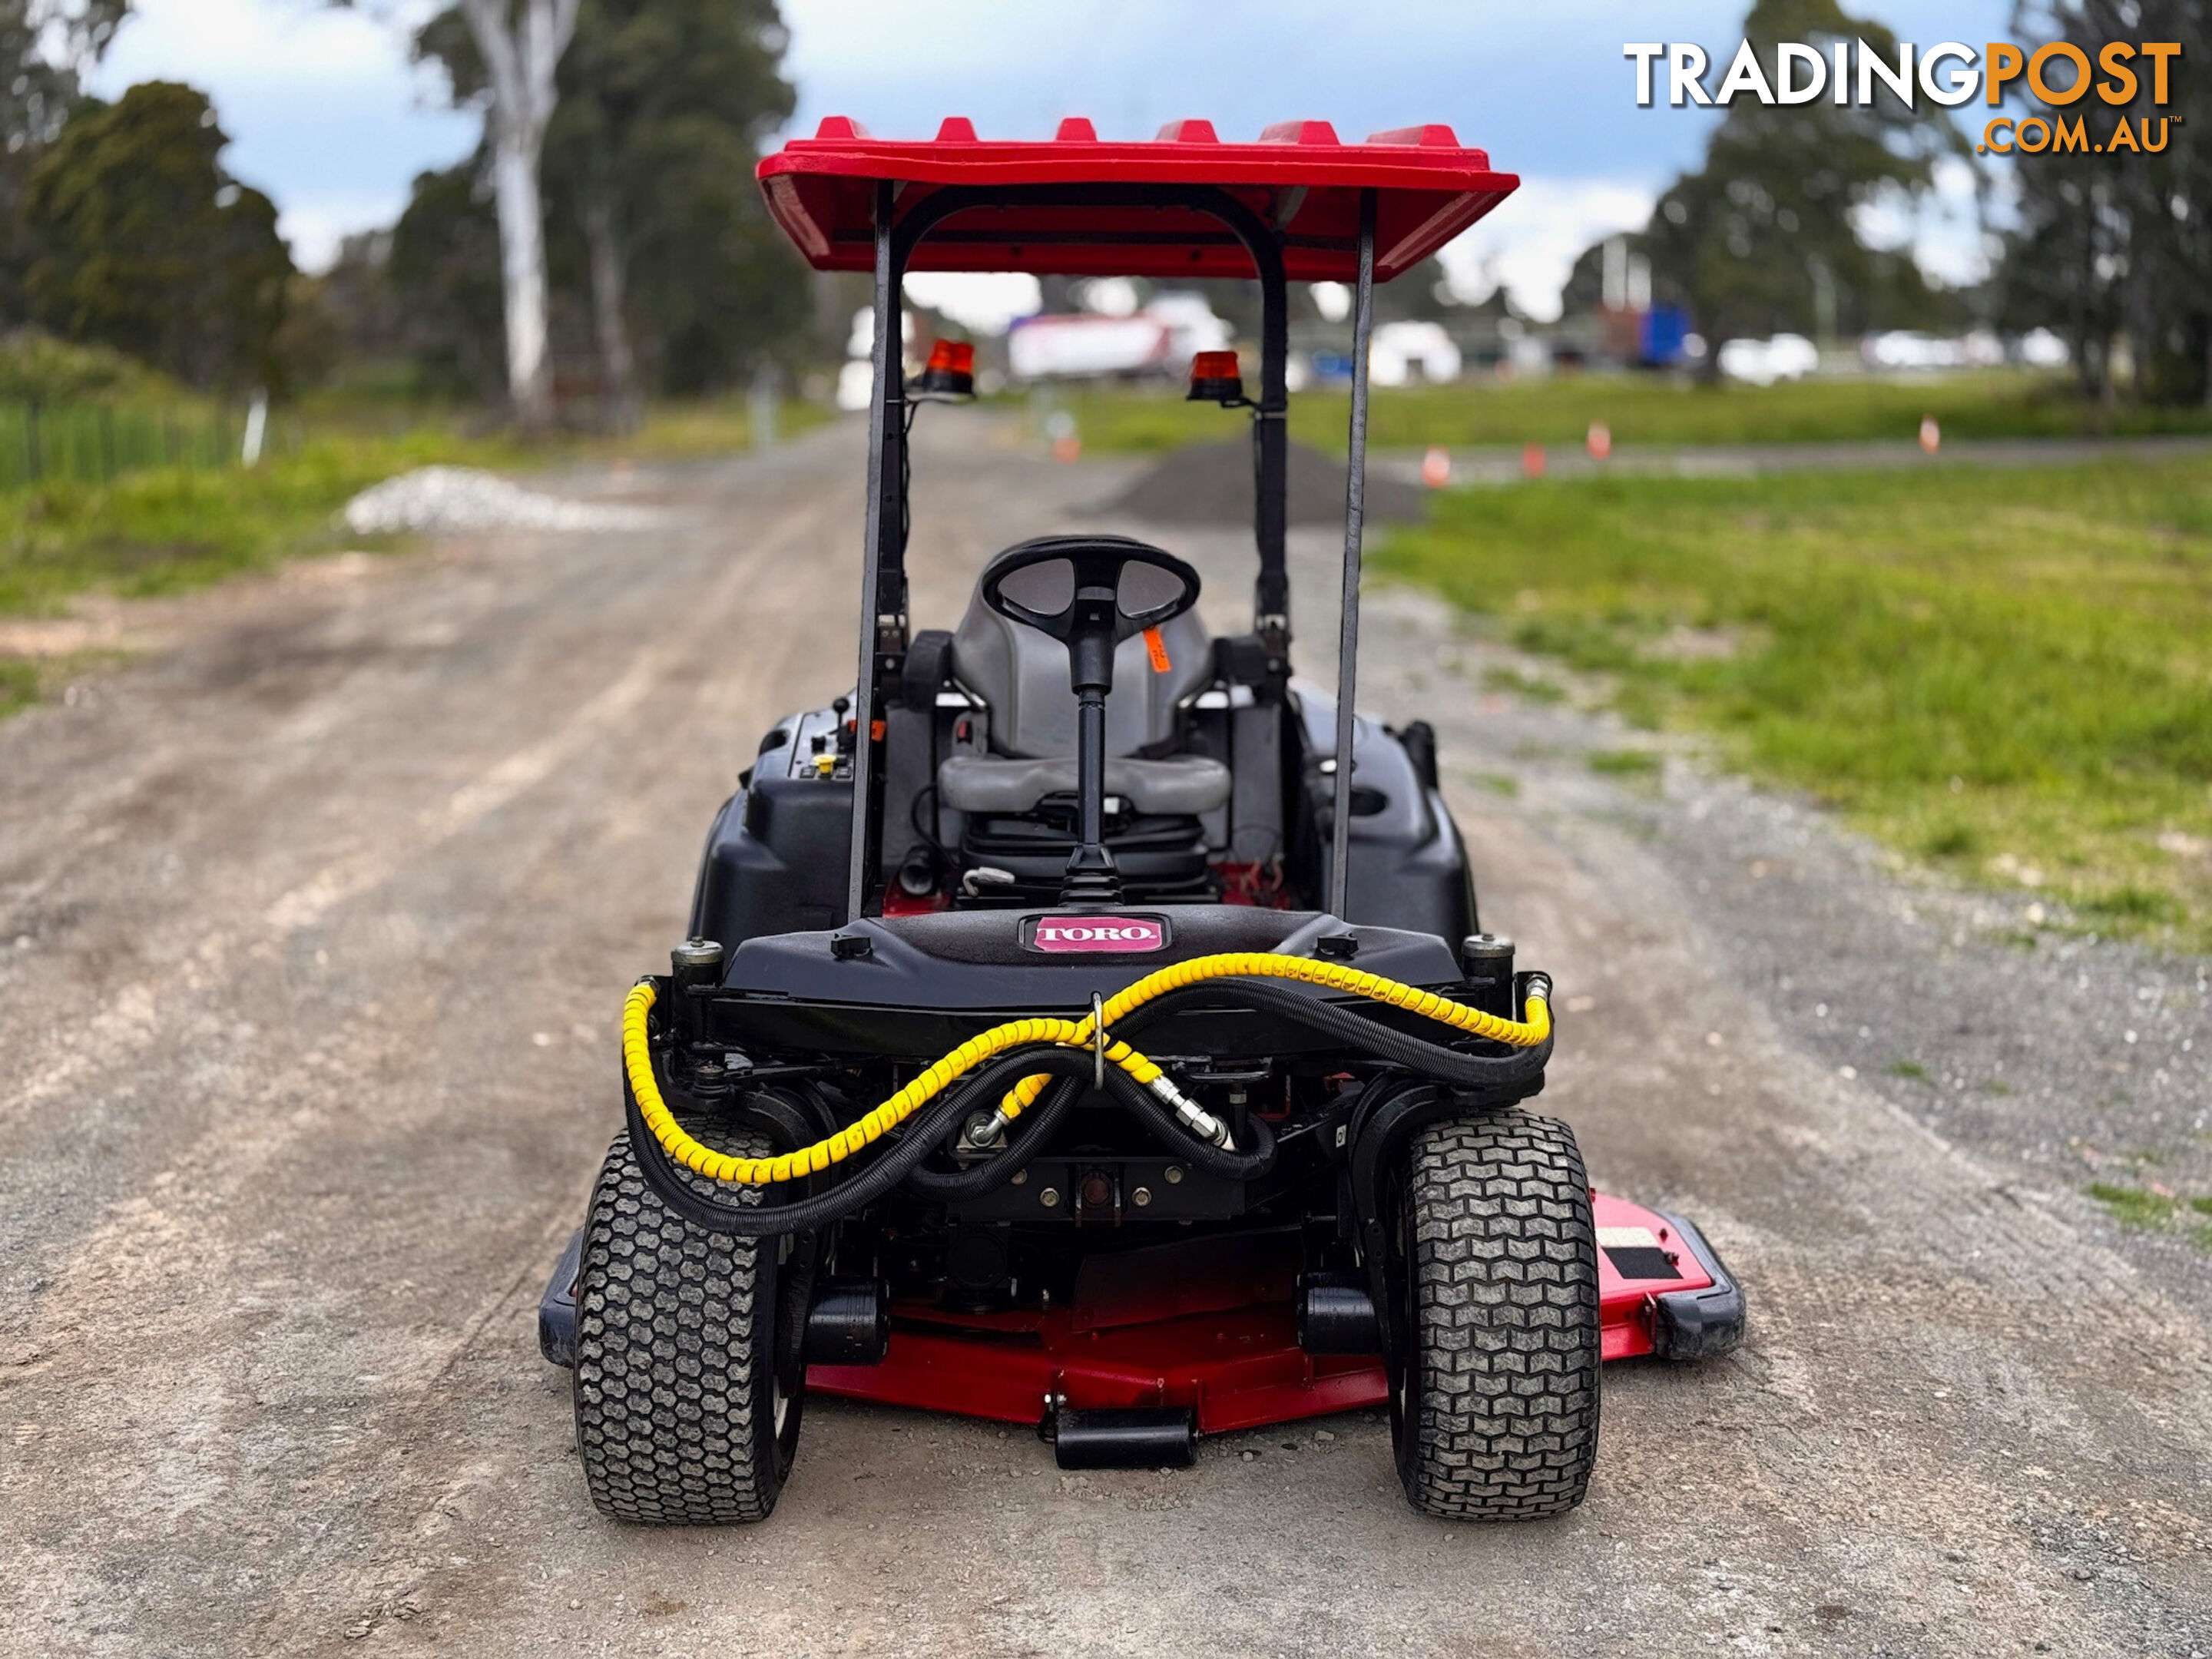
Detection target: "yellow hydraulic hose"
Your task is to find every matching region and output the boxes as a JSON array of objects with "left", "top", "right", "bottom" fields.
[
  {"left": 624, "top": 984, "right": 1171, "bottom": 1186},
  {"left": 994, "top": 951, "right": 1549, "bottom": 1123},
  {"left": 623, "top": 951, "right": 1551, "bottom": 1187}
]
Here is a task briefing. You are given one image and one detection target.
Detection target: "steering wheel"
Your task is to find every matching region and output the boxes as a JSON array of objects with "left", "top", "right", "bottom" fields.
[
  {"left": 980, "top": 535, "right": 1200, "bottom": 678},
  {"left": 975, "top": 535, "right": 1201, "bottom": 906}
]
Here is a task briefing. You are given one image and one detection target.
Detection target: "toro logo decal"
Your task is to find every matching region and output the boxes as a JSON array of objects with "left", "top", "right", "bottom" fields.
[{"left": 1028, "top": 916, "right": 1167, "bottom": 954}]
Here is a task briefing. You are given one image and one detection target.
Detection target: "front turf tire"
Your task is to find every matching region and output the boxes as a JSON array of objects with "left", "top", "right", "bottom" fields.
[
  {"left": 1391, "top": 1110, "right": 1601, "bottom": 1521},
  {"left": 571, "top": 1125, "right": 806, "bottom": 1525}
]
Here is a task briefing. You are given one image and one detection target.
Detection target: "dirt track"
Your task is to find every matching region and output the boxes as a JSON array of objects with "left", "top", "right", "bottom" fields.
[{"left": 2, "top": 411, "right": 2208, "bottom": 1658}]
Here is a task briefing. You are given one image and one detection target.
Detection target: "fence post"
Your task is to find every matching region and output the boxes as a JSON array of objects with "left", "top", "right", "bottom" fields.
[
  {"left": 241, "top": 390, "right": 267, "bottom": 467},
  {"left": 749, "top": 366, "right": 780, "bottom": 450}
]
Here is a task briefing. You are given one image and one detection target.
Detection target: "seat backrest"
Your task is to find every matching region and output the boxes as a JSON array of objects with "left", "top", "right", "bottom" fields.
[{"left": 951, "top": 586, "right": 1212, "bottom": 758}]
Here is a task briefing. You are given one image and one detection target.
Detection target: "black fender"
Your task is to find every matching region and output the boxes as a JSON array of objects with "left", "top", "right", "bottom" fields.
[{"left": 1341, "top": 1067, "right": 1548, "bottom": 1365}]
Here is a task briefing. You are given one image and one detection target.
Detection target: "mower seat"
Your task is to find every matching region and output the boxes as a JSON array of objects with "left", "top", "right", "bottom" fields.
[
  {"left": 940, "top": 572, "right": 1228, "bottom": 817},
  {"left": 938, "top": 752, "right": 1229, "bottom": 816}
]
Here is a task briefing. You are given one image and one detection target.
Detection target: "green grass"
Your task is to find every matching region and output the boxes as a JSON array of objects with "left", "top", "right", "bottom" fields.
[
  {"left": 1376, "top": 455, "right": 2212, "bottom": 948},
  {"left": 1048, "top": 370, "right": 2212, "bottom": 455},
  {"left": 1888, "top": 1060, "right": 1932, "bottom": 1082},
  {"left": 1920, "top": 821, "right": 1981, "bottom": 858},
  {"left": 2087, "top": 1181, "right": 2212, "bottom": 1250},
  {"left": 1482, "top": 665, "right": 1565, "bottom": 702},
  {"left": 0, "top": 429, "right": 518, "bottom": 618},
  {"left": 0, "top": 396, "right": 830, "bottom": 717},
  {"left": 1587, "top": 747, "right": 1661, "bottom": 777},
  {"left": 2088, "top": 1182, "right": 2178, "bottom": 1229},
  {"left": 0, "top": 396, "right": 823, "bottom": 621},
  {"left": 0, "top": 654, "right": 35, "bottom": 720},
  {"left": 282, "top": 392, "right": 819, "bottom": 465},
  {"left": 608, "top": 397, "right": 830, "bottom": 460}
]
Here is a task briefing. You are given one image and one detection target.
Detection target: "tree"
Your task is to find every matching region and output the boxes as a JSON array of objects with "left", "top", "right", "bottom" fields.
[
  {"left": 410, "top": 0, "right": 806, "bottom": 420},
  {"left": 581, "top": 73, "right": 810, "bottom": 401},
  {"left": 419, "top": 0, "right": 802, "bottom": 424},
  {"left": 542, "top": 0, "right": 800, "bottom": 418},
  {"left": 431, "top": 0, "right": 580, "bottom": 430},
  {"left": 23, "top": 81, "right": 293, "bottom": 391},
  {"left": 0, "top": 1, "right": 124, "bottom": 144},
  {"left": 301, "top": 227, "right": 408, "bottom": 386},
  {"left": 386, "top": 158, "right": 508, "bottom": 399},
  {"left": 1635, "top": 0, "right": 1969, "bottom": 372},
  {"left": 0, "top": 0, "right": 130, "bottom": 322},
  {"left": 1999, "top": 0, "right": 2210, "bottom": 406}
]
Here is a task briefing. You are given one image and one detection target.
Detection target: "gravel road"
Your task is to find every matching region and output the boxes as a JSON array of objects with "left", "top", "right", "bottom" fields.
[{"left": 2, "top": 410, "right": 2208, "bottom": 1658}]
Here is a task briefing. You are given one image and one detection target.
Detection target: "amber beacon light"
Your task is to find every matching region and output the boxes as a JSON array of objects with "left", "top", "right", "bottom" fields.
[
  {"left": 916, "top": 337, "right": 976, "bottom": 398},
  {"left": 1185, "top": 349, "right": 1246, "bottom": 404}
]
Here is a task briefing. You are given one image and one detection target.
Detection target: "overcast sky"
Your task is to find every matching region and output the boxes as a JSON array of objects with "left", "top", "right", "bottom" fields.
[{"left": 89, "top": 0, "right": 2013, "bottom": 322}]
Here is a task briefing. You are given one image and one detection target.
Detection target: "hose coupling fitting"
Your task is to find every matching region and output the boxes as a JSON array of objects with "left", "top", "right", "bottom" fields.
[
  {"left": 962, "top": 1110, "right": 1008, "bottom": 1152},
  {"left": 1150, "top": 1074, "right": 1234, "bottom": 1150}
]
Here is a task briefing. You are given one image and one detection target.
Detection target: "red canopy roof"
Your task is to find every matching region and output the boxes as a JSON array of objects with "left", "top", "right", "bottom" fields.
[{"left": 757, "top": 117, "right": 1518, "bottom": 283}]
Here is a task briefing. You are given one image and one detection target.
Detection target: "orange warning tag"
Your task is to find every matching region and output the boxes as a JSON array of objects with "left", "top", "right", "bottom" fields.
[{"left": 1143, "top": 626, "right": 1171, "bottom": 673}]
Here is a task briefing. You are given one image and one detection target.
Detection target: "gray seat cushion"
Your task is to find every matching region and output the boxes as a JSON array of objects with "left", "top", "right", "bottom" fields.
[
  {"left": 952, "top": 594, "right": 1213, "bottom": 759},
  {"left": 942, "top": 556, "right": 1223, "bottom": 819},
  {"left": 938, "top": 753, "right": 1231, "bottom": 816}
]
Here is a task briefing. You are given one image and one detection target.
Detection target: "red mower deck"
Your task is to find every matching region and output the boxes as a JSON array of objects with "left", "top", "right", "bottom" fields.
[{"left": 809, "top": 1194, "right": 1727, "bottom": 1433}]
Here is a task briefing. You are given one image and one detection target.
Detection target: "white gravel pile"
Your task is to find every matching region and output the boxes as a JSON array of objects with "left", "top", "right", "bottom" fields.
[{"left": 342, "top": 466, "right": 662, "bottom": 537}]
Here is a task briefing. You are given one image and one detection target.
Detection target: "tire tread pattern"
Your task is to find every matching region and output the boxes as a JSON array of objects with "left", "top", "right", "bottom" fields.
[
  {"left": 572, "top": 1124, "right": 786, "bottom": 1525},
  {"left": 1399, "top": 1111, "right": 1601, "bottom": 1521}
]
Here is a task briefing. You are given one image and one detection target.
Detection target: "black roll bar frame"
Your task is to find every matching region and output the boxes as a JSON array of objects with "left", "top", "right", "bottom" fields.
[
  {"left": 846, "top": 180, "right": 1374, "bottom": 922},
  {"left": 1327, "top": 189, "right": 1378, "bottom": 921}
]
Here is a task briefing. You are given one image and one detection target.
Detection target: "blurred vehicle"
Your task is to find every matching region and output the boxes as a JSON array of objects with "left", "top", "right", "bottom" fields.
[
  {"left": 1007, "top": 293, "right": 1231, "bottom": 382},
  {"left": 1638, "top": 304, "right": 1692, "bottom": 367},
  {"left": 1503, "top": 331, "right": 1554, "bottom": 379},
  {"left": 1369, "top": 320, "right": 1462, "bottom": 386},
  {"left": 836, "top": 358, "right": 875, "bottom": 411},
  {"left": 839, "top": 305, "right": 919, "bottom": 409},
  {"left": 1718, "top": 333, "right": 1819, "bottom": 386},
  {"left": 1862, "top": 330, "right": 2006, "bottom": 372},
  {"left": 1008, "top": 313, "right": 1170, "bottom": 380},
  {"left": 1142, "top": 290, "right": 1235, "bottom": 365}
]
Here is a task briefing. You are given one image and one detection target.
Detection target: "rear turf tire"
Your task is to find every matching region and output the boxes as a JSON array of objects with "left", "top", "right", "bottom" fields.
[
  {"left": 1390, "top": 1110, "right": 1601, "bottom": 1521},
  {"left": 571, "top": 1125, "right": 806, "bottom": 1525}
]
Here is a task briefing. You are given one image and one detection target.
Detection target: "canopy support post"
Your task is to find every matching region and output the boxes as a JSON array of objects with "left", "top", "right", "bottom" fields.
[
  {"left": 1252, "top": 240, "right": 1290, "bottom": 665},
  {"left": 1327, "top": 188, "right": 1377, "bottom": 922},
  {"left": 846, "top": 179, "right": 900, "bottom": 924}
]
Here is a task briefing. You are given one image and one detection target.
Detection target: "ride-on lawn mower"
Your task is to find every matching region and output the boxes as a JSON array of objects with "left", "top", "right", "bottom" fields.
[{"left": 537, "top": 115, "right": 1743, "bottom": 1525}]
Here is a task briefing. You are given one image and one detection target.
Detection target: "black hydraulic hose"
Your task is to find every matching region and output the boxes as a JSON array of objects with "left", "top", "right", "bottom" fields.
[
  {"left": 626, "top": 974, "right": 1538, "bottom": 1233},
  {"left": 624, "top": 1059, "right": 972, "bottom": 1236},
  {"left": 1099, "top": 1063, "right": 1280, "bottom": 1177},
  {"left": 627, "top": 1045, "right": 1115, "bottom": 1235},
  {"left": 1114, "top": 977, "right": 1555, "bottom": 1090},
  {"left": 902, "top": 1064, "right": 1088, "bottom": 1199},
  {"left": 902, "top": 1046, "right": 1280, "bottom": 1191}
]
